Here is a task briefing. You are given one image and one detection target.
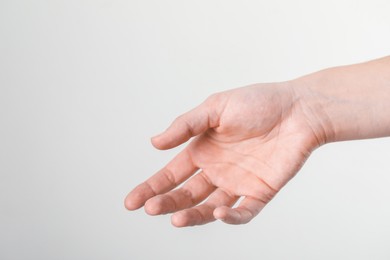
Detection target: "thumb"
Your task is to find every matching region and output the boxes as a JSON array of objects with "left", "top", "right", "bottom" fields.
[{"left": 151, "top": 99, "right": 220, "bottom": 150}]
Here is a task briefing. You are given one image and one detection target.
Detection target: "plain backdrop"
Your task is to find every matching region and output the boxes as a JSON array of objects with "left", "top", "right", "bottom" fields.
[{"left": 1, "top": 0, "right": 390, "bottom": 259}]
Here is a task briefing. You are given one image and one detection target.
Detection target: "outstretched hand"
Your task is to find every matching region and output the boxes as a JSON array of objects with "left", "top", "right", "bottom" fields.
[{"left": 125, "top": 83, "right": 322, "bottom": 227}]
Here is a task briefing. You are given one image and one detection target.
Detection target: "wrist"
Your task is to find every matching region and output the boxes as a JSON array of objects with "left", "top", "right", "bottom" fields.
[
  {"left": 288, "top": 73, "right": 336, "bottom": 146},
  {"left": 290, "top": 57, "right": 390, "bottom": 144}
]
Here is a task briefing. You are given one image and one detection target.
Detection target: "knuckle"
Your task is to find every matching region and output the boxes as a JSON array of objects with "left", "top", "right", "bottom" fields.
[
  {"left": 163, "top": 167, "right": 177, "bottom": 186},
  {"left": 204, "top": 92, "right": 221, "bottom": 105}
]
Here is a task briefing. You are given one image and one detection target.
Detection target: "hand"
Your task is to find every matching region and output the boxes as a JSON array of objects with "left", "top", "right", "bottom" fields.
[
  {"left": 125, "top": 57, "right": 390, "bottom": 227},
  {"left": 125, "top": 82, "right": 323, "bottom": 227}
]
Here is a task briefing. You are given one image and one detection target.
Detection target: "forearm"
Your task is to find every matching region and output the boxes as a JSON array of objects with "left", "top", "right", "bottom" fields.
[{"left": 292, "top": 56, "right": 390, "bottom": 144}]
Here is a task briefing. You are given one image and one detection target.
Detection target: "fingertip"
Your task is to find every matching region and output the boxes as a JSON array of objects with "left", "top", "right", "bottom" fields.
[
  {"left": 214, "top": 206, "right": 242, "bottom": 224},
  {"left": 124, "top": 197, "right": 134, "bottom": 211},
  {"left": 151, "top": 134, "right": 165, "bottom": 149},
  {"left": 171, "top": 211, "right": 190, "bottom": 228},
  {"left": 144, "top": 197, "right": 163, "bottom": 216},
  {"left": 124, "top": 193, "right": 143, "bottom": 211},
  {"left": 124, "top": 184, "right": 154, "bottom": 211},
  {"left": 151, "top": 132, "right": 176, "bottom": 150},
  {"left": 213, "top": 206, "right": 229, "bottom": 220}
]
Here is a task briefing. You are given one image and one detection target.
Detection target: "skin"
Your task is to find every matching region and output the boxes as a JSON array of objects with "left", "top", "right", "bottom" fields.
[{"left": 124, "top": 56, "right": 390, "bottom": 227}]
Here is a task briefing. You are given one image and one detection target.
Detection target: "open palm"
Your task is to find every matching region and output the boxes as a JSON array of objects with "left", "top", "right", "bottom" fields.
[{"left": 125, "top": 83, "right": 321, "bottom": 227}]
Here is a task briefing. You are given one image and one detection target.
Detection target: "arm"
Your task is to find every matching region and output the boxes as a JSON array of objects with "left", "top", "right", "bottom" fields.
[{"left": 124, "top": 56, "right": 390, "bottom": 227}]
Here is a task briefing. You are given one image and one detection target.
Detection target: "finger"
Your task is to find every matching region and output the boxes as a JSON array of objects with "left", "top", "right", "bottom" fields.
[
  {"left": 213, "top": 196, "right": 265, "bottom": 225},
  {"left": 144, "top": 171, "right": 216, "bottom": 215},
  {"left": 124, "top": 149, "right": 197, "bottom": 210},
  {"left": 208, "top": 163, "right": 278, "bottom": 204},
  {"left": 171, "top": 188, "right": 238, "bottom": 227},
  {"left": 151, "top": 101, "right": 219, "bottom": 150}
]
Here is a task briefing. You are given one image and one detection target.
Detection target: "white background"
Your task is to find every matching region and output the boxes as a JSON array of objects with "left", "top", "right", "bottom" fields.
[{"left": 1, "top": 0, "right": 390, "bottom": 259}]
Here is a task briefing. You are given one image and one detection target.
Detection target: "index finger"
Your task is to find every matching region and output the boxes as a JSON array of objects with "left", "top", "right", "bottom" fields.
[{"left": 124, "top": 149, "right": 198, "bottom": 210}]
